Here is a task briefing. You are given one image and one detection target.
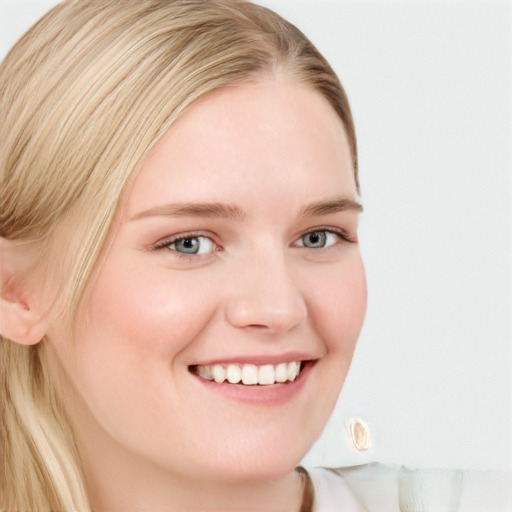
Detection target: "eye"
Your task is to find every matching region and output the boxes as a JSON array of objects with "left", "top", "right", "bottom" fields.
[
  {"left": 295, "top": 230, "right": 342, "bottom": 249},
  {"left": 153, "top": 235, "right": 216, "bottom": 255},
  {"left": 171, "top": 236, "right": 215, "bottom": 255}
]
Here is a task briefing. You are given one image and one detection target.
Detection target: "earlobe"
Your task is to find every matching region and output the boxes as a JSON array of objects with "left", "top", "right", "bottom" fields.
[
  {"left": 0, "top": 237, "right": 47, "bottom": 346},
  {"left": 0, "top": 294, "right": 47, "bottom": 345}
]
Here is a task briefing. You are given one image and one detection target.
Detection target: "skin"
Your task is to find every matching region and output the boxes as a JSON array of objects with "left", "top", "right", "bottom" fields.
[{"left": 41, "top": 79, "right": 367, "bottom": 511}]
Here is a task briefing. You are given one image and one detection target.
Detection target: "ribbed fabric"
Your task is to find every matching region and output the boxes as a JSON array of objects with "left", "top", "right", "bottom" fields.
[{"left": 306, "top": 463, "right": 512, "bottom": 512}]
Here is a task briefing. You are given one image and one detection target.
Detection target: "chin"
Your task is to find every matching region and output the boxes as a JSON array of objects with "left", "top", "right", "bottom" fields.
[
  {"left": 191, "top": 424, "right": 317, "bottom": 482},
  {"left": 202, "top": 454, "right": 304, "bottom": 483}
]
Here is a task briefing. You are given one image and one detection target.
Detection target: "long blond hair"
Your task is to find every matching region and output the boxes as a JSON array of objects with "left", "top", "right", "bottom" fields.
[{"left": 0, "top": 1, "right": 357, "bottom": 509}]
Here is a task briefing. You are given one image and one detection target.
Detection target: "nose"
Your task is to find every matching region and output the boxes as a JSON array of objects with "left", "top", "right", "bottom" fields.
[{"left": 224, "top": 253, "right": 307, "bottom": 333}]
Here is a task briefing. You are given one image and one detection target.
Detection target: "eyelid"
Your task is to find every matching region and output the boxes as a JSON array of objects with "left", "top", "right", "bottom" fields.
[
  {"left": 293, "top": 226, "right": 356, "bottom": 246},
  {"left": 151, "top": 231, "right": 219, "bottom": 255},
  {"left": 150, "top": 225, "right": 356, "bottom": 256}
]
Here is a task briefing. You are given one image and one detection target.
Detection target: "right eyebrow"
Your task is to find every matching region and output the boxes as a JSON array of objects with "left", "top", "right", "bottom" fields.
[{"left": 129, "top": 202, "right": 246, "bottom": 221}]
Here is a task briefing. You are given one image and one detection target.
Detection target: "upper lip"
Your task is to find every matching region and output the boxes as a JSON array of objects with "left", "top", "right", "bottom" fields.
[{"left": 189, "top": 351, "right": 321, "bottom": 367}]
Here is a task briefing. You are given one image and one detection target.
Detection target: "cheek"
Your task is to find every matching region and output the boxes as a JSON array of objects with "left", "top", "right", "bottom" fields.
[
  {"left": 67, "top": 263, "right": 220, "bottom": 417},
  {"left": 62, "top": 263, "right": 222, "bottom": 442},
  {"left": 87, "top": 262, "right": 218, "bottom": 358},
  {"left": 308, "top": 257, "right": 367, "bottom": 355},
  {"left": 291, "top": 257, "right": 367, "bottom": 442}
]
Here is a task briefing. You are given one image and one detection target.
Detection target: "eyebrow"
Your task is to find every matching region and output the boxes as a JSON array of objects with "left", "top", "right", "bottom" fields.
[
  {"left": 300, "top": 197, "right": 363, "bottom": 216},
  {"left": 130, "top": 197, "right": 362, "bottom": 222},
  {"left": 130, "top": 202, "right": 245, "bottom": 221}
]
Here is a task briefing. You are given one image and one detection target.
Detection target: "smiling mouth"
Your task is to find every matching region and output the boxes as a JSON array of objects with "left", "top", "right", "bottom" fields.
[{"left": 189, "top": 361, "right": 306, "bottom": 386}]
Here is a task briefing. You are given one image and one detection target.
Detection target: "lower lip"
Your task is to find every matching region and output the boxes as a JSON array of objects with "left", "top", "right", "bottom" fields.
[{"left": 190, "top": 362, "right": 315, "bottom": 406}]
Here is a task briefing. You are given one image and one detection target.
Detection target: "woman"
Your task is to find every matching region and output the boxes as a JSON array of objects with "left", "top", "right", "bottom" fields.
[
  {"left": 0, "top": 0, "right": 366, "bottom": 510},
  {"left": 4, "top": 2, "right": 512, "bottom": 511}
]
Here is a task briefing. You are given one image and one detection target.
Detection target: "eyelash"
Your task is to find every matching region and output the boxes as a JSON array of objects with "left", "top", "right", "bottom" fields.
[
  {"left": 151, "top": 226, "right": 355, "bottom": 257},
  {"left": 297, "top": 226, "right": 355, "bottom": 246},
  {"left": 151, "top": 231, "right": 218, "bottom": 258}
]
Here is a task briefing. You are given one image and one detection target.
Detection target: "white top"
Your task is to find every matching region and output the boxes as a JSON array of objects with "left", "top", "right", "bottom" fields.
[{"left": 307, "top": 463, "right": 512, "bottom": 512}]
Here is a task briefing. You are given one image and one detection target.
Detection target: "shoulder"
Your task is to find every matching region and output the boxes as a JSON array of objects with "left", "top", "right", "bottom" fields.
[{"left": 306, "top": 463, "right": 512, "bottom": 512}]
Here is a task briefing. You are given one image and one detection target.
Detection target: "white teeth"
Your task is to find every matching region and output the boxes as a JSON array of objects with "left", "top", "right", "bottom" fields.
[
  {"left": 197, "top": 365, "right": 213, "bottom": 380},
  {"left": 275, "top": 362, "right": 288, "bottom": 383},
  {"left": 241, "top": 364, "right": 258, "bottom": 385},
  {"left": 226, "top": 364, "right": 242, "bottom": 384},
  {"left": 287, "top": 361, "right": 300, "bottom": 382},
  {"left": 212, "top": 365, "right": 226, "bottom": 383},
  {"left": 194, "top": 361, "right": 304, "bottom": 386},
  {"left": 258, "top": 364, "right": 275, "bottom": 385}
]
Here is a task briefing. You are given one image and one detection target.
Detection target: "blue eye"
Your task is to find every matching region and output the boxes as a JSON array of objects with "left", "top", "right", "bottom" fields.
[
  {"left": 167, "top": 236, "right": 215, "bottom": 255},
  {"left": 296, "top": 230, "right": 340, "bottom": 249}
]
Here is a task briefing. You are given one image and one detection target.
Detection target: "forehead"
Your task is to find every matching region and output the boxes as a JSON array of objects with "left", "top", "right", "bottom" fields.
[{"left": 124, "top": 80, "right": 357, "bottom": 218}]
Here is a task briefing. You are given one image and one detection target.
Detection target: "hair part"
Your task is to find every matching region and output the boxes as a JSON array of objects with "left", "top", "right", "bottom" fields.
[{"left": 0, "top": 1, "right": 357, "bottom": 509}]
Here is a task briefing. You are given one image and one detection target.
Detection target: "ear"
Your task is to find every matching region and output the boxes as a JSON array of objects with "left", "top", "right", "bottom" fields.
[
  {"left": 1, "top": 293, "right": 47, "bottom": 345},
  {"left": 0, "top": 237, "right": 47, "bottom": 345}
]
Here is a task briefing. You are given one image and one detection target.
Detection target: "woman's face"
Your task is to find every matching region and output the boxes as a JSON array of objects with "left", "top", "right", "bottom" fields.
[{"left": 47, "top": 80, "right": 367, "bottom": 482}]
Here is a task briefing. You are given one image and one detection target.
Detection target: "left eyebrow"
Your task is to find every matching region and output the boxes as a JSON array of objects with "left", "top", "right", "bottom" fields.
[{"left": 300, "top": 197, "right": 363, "bottom": 217}]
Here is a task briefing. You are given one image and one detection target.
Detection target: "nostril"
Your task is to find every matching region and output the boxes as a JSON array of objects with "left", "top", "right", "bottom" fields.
[{"left": 225, "top": 295, "right": 307, "bottom": 333}]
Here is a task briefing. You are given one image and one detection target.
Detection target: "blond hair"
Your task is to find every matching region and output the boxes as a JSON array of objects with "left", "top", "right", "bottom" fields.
[{"left": 0, "top": 1, "right": 357, "bottom": 509}]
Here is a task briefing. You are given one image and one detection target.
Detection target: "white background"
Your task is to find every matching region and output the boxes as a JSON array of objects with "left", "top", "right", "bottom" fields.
[{"left": 1, "top": 0, "right": 510, "bottom": 473}]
